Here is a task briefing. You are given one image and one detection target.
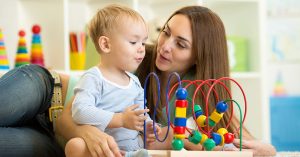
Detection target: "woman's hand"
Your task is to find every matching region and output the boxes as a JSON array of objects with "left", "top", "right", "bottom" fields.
[
  {"left": 77, "top": 125, "right": 122, "bottom": 157},
  {"left": 225, "top": 139, "right": 276, "bottom": 156},
  {"left": 56, "top": 97, "right": 122, "bottom": 157},
  {"left": 145, "top": 122, "right": 162, "bottom": 146}
]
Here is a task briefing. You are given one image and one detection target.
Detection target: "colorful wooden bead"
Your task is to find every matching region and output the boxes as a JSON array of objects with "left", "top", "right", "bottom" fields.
[
  {"left": 176, "top": 88, "right": 187, "bottom": 100},
  {"left": 175, "top": 100, "right": 187, "bottom": 107},
  {"left": 211, "top": 132, "right": 222, "bottom": 145},
  {"left": 196, "top": 115, "right": 206, "bottom": 127},
  {"left": 174, "top": 117, "right": 186, "bottom": 127},
  {"left": 188, "top": 130, "right": 202, "bottom": 144},
  {"left": 200, "top": 134, "right": 208, "bottom": 144},
  {"left": 174, "top": 134, "right": 185, "bottom": 139},
  {"left": 203, "top": 138, "right": 216, "bottom": 151},
  {"left": 217, "top": 128, "right": 228, "bottom": 136},
  {"left": 224, "top": 132, "right": 235, "bottom": 144},
  {"left": 195, "top": 110, "right": 203, "bottom": 118},
  {"left": 174, "top": 126, "right": 185, "bottom": 134},
  {"left": 172, "top": 138, "right": 184, "bottom": 150},
  {"left": 220, "top": 134, "right": 225, "bottom": 146},
  {"left": 194, "top": 104, "right": 202, "bottom": 113},
  {"left": 216, "top": 101, "right": 228, "bottom": 113},
  {"left": 175, "top": 107, "right": 186, "bottom": 118},
  {"left": 209, "top": 110, "right": 223, "bottom": 123},
  {"left": 208, "top": 118, "right": 216, "bottom": 127}
]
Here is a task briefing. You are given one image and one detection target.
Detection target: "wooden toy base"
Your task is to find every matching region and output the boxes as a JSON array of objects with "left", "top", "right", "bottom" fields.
[{"left": 148, "top": 150, "right": 253, "bottom": 157}]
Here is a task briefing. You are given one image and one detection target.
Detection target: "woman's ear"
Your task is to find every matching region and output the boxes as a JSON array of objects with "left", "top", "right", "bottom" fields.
[{"left": 98, "top": 36, "right": 110, "bottom": 53}]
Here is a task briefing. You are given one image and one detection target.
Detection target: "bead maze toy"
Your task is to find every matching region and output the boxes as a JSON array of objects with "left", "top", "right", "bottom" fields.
[
  {"left": 30, "top": 24, "right": 45, "bottom": 66},
  {"left": 143, "top": 72, "right": 247, "bottom": 153},
  {"left": 0, "top": 28, "right": 9, "bottom": 69},
  {"left": 15, "top": 30, "right": 30, "bottom": 67}
]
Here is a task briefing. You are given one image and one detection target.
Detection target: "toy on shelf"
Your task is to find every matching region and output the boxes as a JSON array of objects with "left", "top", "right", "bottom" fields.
[
  {"left": 69, "top": 32, "right": 86, "bottom": 70},
  {"left": 273, "top": 71, "right": 287, "bottom": 96},
  {"left": 30, "top": 24, "right": 45, "bottom": 66},
  {"left": 0, "top": 29, "right": 10, "bottom": 69},
  {"left": 15, "top": 30, "right": 30, "bottom": 67},
  {"left": 143, "top": 72, "right": 247, "bottom": 151}
]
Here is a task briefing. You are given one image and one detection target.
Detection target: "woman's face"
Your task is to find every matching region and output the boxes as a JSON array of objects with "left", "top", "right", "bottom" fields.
[{"left": 156, "top": 14, "right": 195, "bottom": 75}]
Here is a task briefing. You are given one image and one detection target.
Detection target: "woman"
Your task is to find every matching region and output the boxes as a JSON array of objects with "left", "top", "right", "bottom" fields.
[{"left": 136, "top": 6, "right": 275, "bottom": 154}]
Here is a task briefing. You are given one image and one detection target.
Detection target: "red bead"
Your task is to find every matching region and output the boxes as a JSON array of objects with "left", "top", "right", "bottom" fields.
[
  {"left": 175, "top": 100, "right": 187, "bottom": 107},
  {"left": 224, "top": 132, "right": 234, "bottom": 144},
  {"left": 174, "top": 126, "right": 185, "bottom": 134},
  {"left": 19, "top": 30, "right": 25, "bottom": 37},
  {"left": 32, "top": 24, "right": 41, "bottom": 34}
]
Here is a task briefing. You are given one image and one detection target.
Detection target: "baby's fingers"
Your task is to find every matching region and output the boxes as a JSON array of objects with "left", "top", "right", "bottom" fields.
[{"left": 135, "top": 108, "right": 149, "bottom": 115}]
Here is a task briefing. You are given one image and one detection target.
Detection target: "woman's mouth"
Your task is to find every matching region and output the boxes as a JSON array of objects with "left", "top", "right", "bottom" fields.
[{"left": 158, "top": 53, "right": 170, "bottom": 63}]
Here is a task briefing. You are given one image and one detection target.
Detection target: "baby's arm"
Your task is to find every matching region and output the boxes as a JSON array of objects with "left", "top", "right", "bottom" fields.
[{"left": 72, "top": 74, "right": 115, "bottom": 131}]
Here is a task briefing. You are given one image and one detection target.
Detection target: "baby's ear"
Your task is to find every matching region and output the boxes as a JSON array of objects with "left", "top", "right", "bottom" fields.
[{"left": 98, "top": 36, "right": 111, "bottom": 53}]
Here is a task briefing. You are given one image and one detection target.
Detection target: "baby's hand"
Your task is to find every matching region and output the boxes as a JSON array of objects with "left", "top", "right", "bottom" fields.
[
  {"left": 145, "top": 122, "right": 162, "bottom": 146},
  {"left": 122, "top": 104, "right": 149, "bottom": 131}
]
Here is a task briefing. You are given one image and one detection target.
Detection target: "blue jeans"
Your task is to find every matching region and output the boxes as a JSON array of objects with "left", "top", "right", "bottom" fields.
[{"left": 0, "top": 64, "right": 65, "bottom": 157}]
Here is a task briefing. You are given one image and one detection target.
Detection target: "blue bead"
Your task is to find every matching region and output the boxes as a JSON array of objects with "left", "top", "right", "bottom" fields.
[
  {"left": 195, "top": 110, "right": 203, "bottom": 118},
  {"left": 176, "top": 88, "right": 187, "bottom": 100},
  {"left": 211, "top": 132, "right": 222, "bottom": 145},
  {"left": 216, "top": 101, "right": 228, "bottom": 113},
  {"left": 174, "top": 117, "right": 187, "bottom": 127}
]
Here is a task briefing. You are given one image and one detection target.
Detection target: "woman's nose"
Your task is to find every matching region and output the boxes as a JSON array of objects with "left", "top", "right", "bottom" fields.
[{"left": 161, "top": 38, "right": 172, "bottom": 53}]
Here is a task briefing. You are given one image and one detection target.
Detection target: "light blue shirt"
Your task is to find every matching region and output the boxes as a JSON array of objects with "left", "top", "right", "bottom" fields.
[{"left": 72, "top": 67, "right": 150, "bottom": 151}]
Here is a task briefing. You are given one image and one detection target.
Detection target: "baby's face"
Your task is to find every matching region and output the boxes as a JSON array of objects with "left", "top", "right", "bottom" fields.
[{"left": 109, "top": 18, "right": 148, "bottom": 72}]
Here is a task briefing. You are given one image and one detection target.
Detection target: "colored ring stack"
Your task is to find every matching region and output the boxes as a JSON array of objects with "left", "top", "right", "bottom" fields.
[
  {"left": 0, "top": 28, "right": 9, "bottom": 69},
  {"left": 30, "top": 25, "right": 44, "bottom": 66},
  {"left": 15, "top": 30, "right": 30, "bottom": 67}
]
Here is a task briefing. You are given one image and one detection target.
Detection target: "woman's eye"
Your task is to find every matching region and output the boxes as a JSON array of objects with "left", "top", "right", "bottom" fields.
[
  {"left": 177, "top": 42, "right": 186, "bottom": 49},
  {"left": 162, "top": 30, "right": 170, "bottom": 36}
]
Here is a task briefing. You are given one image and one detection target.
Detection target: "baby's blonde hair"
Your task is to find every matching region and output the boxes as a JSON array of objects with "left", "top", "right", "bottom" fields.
[{"left": 88, "top": 4, "right": 145, "bottom": 53}]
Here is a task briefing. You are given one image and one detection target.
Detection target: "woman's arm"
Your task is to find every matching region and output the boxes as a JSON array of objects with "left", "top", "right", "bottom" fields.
[{"left": 56, "top": 97, "right": 122, "bottom": 157}]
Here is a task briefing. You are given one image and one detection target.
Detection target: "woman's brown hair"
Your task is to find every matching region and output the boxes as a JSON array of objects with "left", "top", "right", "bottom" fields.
[{"left": 137, "top": 6, "right": 251, "bottom": 137}]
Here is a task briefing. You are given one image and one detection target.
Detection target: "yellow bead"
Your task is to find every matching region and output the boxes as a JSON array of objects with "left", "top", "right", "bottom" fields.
[
  {"left": 196, "top": 115, "right": 206, "bottom": 127},
  {"left": 217, "top": 128, "right": 228, "bottom": 136},
  {"left": 175, "top": 107, "right": 187, "bottom": 118},
  {"left": 220, "top": 134, "right": 225, "bottom": 146},
  {"left": 210, "top": 110, "right": 223, "bottom": 123},
  {"left": 174, "top": 134, "right": 186, "bottom": 139},
  {"left": 200, "top": 134, "right": 208, "bottom": 144}
]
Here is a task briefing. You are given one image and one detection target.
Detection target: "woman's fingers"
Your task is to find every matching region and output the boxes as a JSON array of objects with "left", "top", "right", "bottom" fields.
[{"left": 106, "top": 136, "right": 122, "bottom": 157}]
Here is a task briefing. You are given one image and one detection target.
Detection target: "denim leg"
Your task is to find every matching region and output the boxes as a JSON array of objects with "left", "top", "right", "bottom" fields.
[
  {"left": 0, "top": 65, "right": 62, "bottom": 156},
  {"left": 0, "top": 126, "right": 65, "bottom": 157},
  {"left": 0, "top": 64, "right": 54, "bottom": 126}
]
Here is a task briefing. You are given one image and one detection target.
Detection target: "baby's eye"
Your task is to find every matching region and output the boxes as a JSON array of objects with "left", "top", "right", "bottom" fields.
[{"left": 130, "top": 41, "right": 137, "bottom": 45}]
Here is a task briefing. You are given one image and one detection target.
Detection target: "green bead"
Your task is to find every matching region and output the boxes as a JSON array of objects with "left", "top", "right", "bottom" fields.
[
  {"left": 194, "top": 104, "right": 202, "bottom": 113},
  {"left": 188, "top": 130, "right": 202, "bottom": 144},
  {"left": 172, "top": 138, "right": 184, "bottom": 150},
  {"left": 204, "top": 138, "right": 216, "bottom": 151},
  {"left": 208, "top": 118, "right": 216, "bottom": 127}
]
